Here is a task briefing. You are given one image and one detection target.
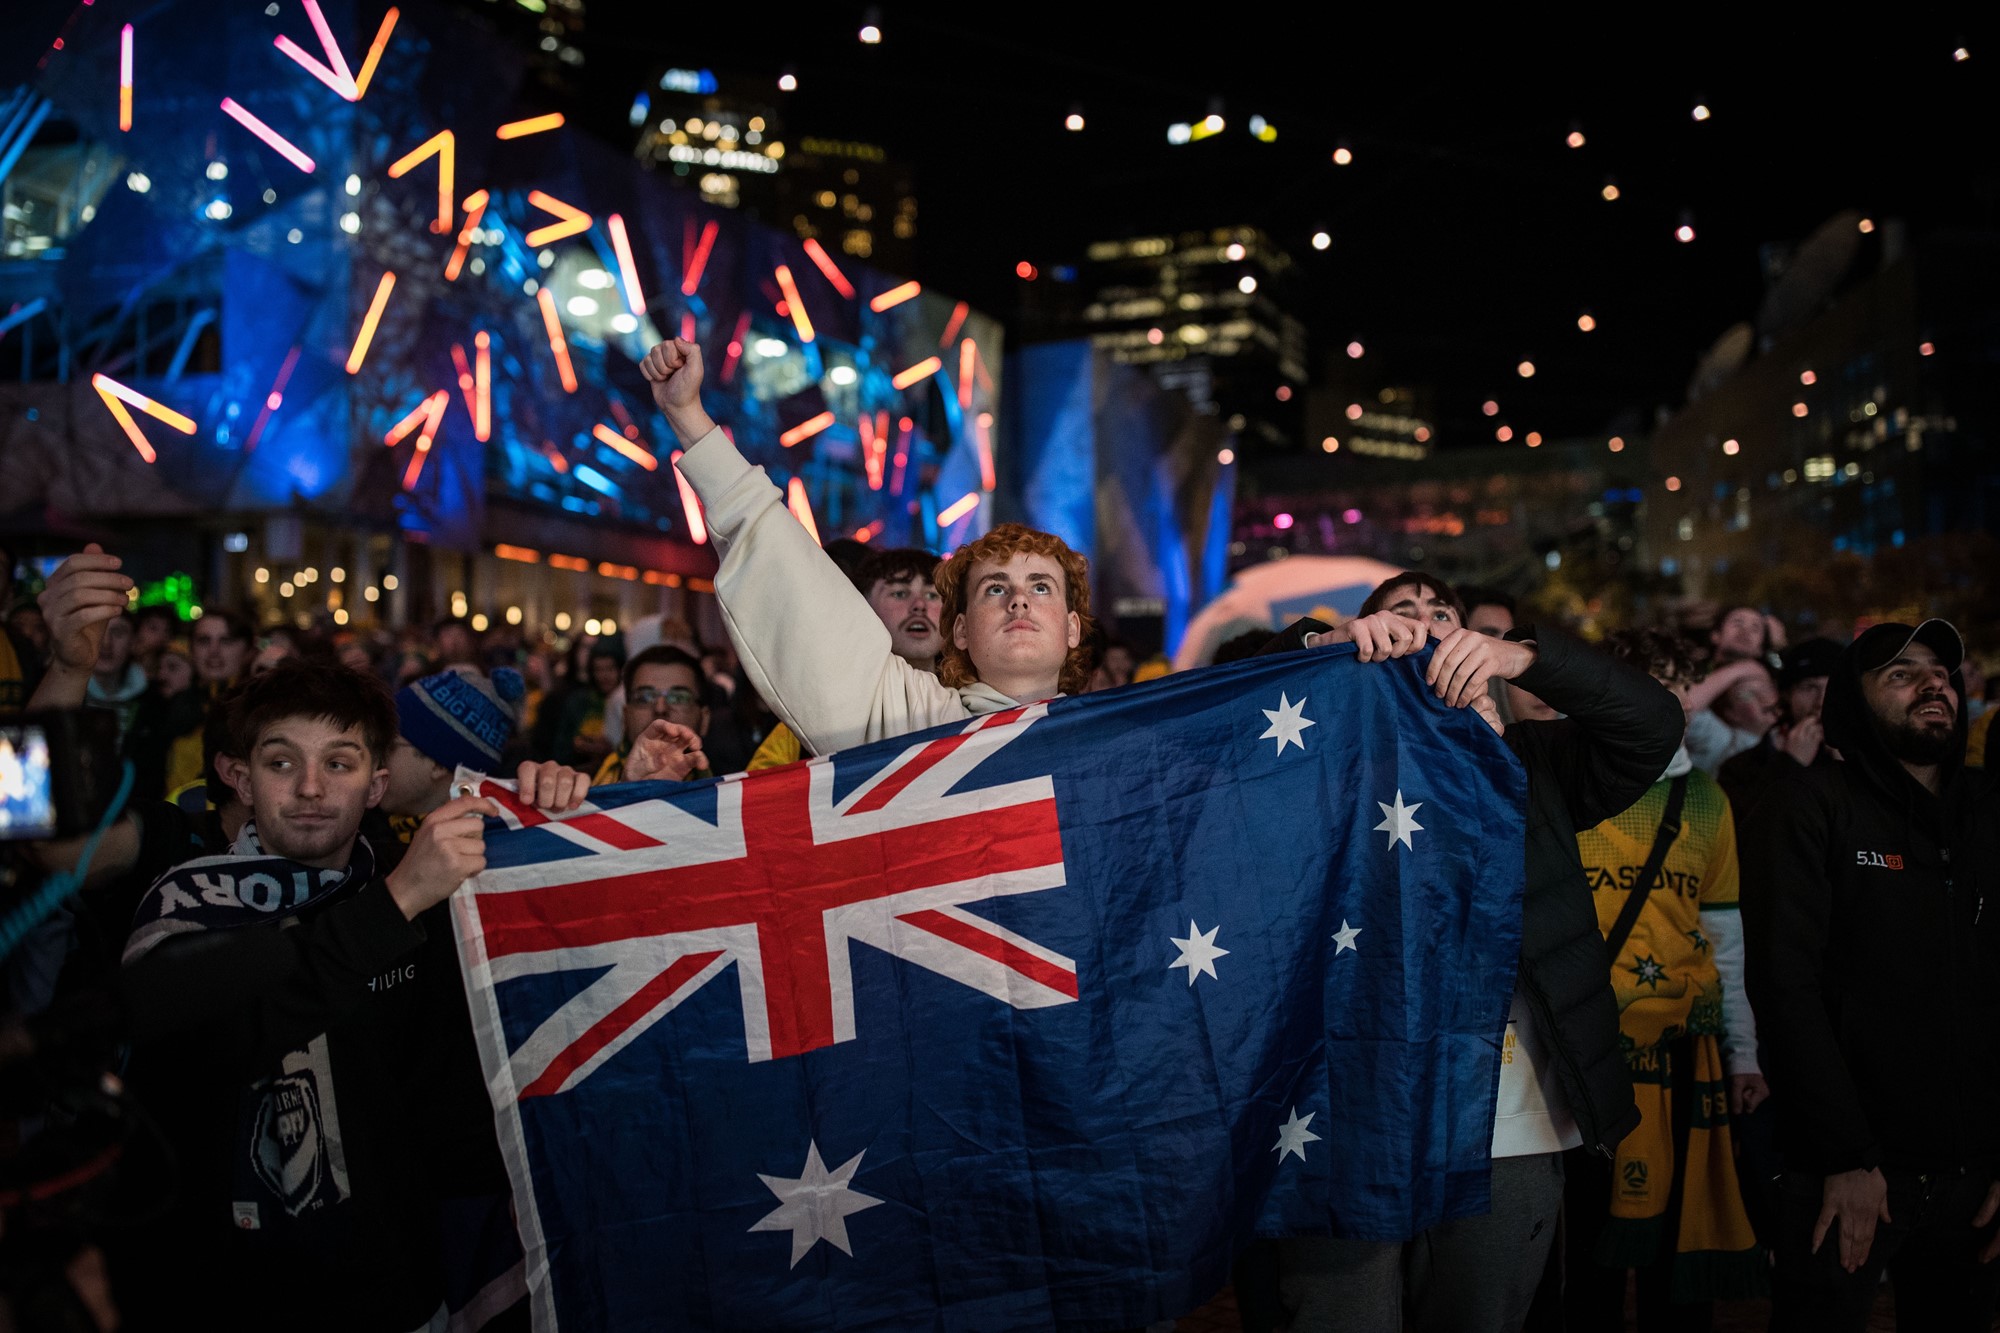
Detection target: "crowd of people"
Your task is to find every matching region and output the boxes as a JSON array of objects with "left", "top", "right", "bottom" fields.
[{"left": 0, "top": 335, "right": 1992, "bottom": 1333}]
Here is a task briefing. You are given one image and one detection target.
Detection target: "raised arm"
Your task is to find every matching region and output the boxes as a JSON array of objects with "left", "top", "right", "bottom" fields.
[
  {"left": 27, "top": 544, "right": 132, "bottom": 712},
  {"left": 641, "top": 339, "right": 962, "bottom": 754}
]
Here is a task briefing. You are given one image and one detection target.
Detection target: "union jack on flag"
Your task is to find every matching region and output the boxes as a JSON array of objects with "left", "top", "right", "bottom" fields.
[
  {"left": 452, "top": 648, "right": 1527, "bottom": 1332},
  {"left": 459, "top": 705, "right": 1073, "bottom": 1096}
]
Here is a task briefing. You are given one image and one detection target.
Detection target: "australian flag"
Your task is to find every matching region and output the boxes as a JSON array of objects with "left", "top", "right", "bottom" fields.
[{"left": 451, "top": 645, "right": 1528, "bottom": 1331}]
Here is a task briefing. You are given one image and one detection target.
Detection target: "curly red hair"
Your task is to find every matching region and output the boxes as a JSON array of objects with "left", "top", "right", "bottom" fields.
[{"left": 934, "top": 523, "right": 1095, "bottom": 696}]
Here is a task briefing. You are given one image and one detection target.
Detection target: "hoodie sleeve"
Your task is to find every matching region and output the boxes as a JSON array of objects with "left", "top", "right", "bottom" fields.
[
  {"left": 1740, "top": 773, "right": 1879, "bottom": 1171},
  {"left": 1505, "top": 623, "right": 1687, "bottom": 830},
  {"left": 1699, "top": 793, "right": 1759, "bottom": 1077},
  {"left": 674, "top": 425, "right": 968, "bottom": 753}
]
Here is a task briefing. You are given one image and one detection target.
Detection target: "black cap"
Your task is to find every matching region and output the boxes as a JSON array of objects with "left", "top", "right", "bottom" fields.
[
  {"left": 1777, "top": 637, "right": 1843, "bottom": 691},
  {"left": 1850, "top": 619, "right": 1964, "bottom": 676}
]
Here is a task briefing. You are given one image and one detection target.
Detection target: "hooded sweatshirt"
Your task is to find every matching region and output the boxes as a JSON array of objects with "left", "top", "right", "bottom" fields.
[
  {"left": 674, "top": 425, "right": 1027, "bottom": 751},
  {"left": 1740, "top": 640, "right": 2000, "bottom": 1174}
]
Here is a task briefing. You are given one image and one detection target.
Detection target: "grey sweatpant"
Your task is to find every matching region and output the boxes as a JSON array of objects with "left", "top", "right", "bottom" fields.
[{"left": 1277, "top": 1151, "right": 1565, "bottom": 1333}]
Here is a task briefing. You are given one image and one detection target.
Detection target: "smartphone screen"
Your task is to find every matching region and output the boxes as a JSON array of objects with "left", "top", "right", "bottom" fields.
[{"left": 0, "top": 724, "right": 56, "bottom": 840}]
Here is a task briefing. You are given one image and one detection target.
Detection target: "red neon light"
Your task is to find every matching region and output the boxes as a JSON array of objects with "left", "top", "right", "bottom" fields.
[
  {"left": 859, "top": 413, "right": 883, "bottom": 491},
  {"left": 973, "top": 410, "right": 996, "bottom": 491},
  {"left": 91, "top": 373, "right": 194, "bottom": 463},
  {"left": 681, "top": 220, "right": 718, "bottom": 295},
  {"left": 719, "top": 310, "right": 751, "bottom": 385},
  {"left": 242, "top": 344, "right": 303, "bottom": 454},
  {"left": 541, "top": 442, "right": 569, "bottom": 474},
  {"left": 220, "top": 98, "right": 316, "bottom": 173},
  {"left": 785, "top": 477, "right": 822, "bottom": 546},
  {"left": 387, "top": 130, "right": 454, "bottom": 233},
  {"left": 680, "top": 312, "right": 695, "bottom": 343},
  {"left": 939, "top": 300, "right": 969, "bottom": 349},
  {"left": 273, "top": 0, "right": 358, "bottom": 100},
  {"left": 670, "top": 450, "right": 707, "bottom": 544},
  {"left": 450, "top": 341, "right": 474, "bottom": 400},
  {"left": 890, "top": 420, "right": 911, "bottom": 494},
  {"left": 444, "top": 189, "right": 489, "bottom": 281},
  {"left": 892, "top": 356, "right": 942, "bottom": 390},
  {"left": 938, "top": 491, "right": 981, "bottom": 527},
  {"left": 606, "top": 213, "right": 646, "bottom": 316},
  {"left": 402, "top": 435, "right": 433, "bottom": 490},
  {"left": 524, "top": 189, "right": 591, "bottom": 247},
  {"left": 773, "top": 265, "right": 815, "bottom": 342},
  {"left": 353, "top": 8, "right": 399, "bottom": 99},
  {"left": 384, "top": 389, "right": 448, "bottom": 448},
  {"left": 869, "top": 280, "right": 920, "bottom": 312},
  {"left": 779, "top": 410, "right": 835, "bottom": 448},
  {"left": 495, "top": 112, "right": 565, "bottom": 140},
  {"left": 118, "top": 25, "right": 132, "bottom": 131},
  {"left": 344, "top": 271, "right": 396, "bottom": 374},
  {"left": 474, "top": 331, "right": 491, "bottom": 442},
  {"left": 535, "top": 287, "right": 577, "bottom": 392},
  {"left": 592, "top": 421, "right": 658, "bottom": 471},
  {"left": 958, "top": 338, "right": 976, "bottom": 410},
  {"left": 802, "top": 239, "right": 856, "bottom": 299}
]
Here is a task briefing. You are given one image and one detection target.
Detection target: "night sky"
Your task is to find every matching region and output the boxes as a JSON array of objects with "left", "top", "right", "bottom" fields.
[
  {"left": 10, "top": 4, "right": 1993, "bottom": 449},
  {"left": 572, "top": 9, "right": 1995, "bottom": 447}
]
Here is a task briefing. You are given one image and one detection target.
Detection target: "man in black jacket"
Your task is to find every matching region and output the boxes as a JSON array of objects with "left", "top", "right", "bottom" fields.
[
  {"left": 1742, "top": 619, "right": 2000, "bottom": 1331},
  {"left": 110, "top": 661, "right": 582, "bottom": 1331},
  {"left": 1271, "top": 598, "right": 1682, "bottom": 1333}
]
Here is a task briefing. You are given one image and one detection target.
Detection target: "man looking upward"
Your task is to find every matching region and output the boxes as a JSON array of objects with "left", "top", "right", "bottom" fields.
[{"left": 642, "top": 337, "right": 1090, "bottom": 751}]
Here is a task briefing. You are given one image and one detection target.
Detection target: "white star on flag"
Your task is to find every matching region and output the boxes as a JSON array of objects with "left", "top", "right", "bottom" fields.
[
  {"left": 1274, "top": 1107, "right": 1322, "bottom": 1163},
  {"left": 1259, "top": 692, "right": 1317, "bottom": 755},
  {"left": 1332, "top": 920, "right": 1362, "bottom": 955},
  {"left": 1168, "top": 920, "right": 1229, "bottom": 986},
  {"left": 749, "top": 1141, "right": 884, "bottom": 1268},
  {"left": 1374, "top": 790, "right": 1424, "bottom": 850}
]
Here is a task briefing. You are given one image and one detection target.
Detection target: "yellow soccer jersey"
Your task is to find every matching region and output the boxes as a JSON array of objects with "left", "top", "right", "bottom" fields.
[{"left": 1577, "top": 770, "right": 1740, "bottom": 1051}]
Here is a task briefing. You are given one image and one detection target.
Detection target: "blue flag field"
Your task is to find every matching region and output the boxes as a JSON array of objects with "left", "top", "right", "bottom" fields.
[{"left": 451, "top": 645, "right": 1529, "bottom": 1330}]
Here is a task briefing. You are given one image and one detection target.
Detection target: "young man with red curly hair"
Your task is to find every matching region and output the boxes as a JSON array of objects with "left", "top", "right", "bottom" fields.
[{"left": 642, "top": 338, "right": 1092, "bottom": 750}]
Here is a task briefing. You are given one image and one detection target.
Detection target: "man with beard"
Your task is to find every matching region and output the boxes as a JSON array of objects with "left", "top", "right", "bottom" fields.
[
  {"left": 1742, "top": 620, "right": 2000, "bottom": 1331},
  {"left": 746, "top": 547, "right": 943, "bottom": 770}
]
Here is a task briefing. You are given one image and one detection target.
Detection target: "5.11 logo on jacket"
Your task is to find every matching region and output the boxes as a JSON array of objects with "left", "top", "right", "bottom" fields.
[{"left": 1856, "top": 850, "right": 1905, "bottom": 870}]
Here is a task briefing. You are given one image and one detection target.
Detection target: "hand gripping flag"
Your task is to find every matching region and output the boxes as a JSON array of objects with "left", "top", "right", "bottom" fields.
[{"left": 452, "top": 645, "right": 1527, "bottom": 1331}]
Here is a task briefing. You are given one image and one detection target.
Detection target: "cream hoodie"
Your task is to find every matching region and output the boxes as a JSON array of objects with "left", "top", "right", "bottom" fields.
[{"left": 675, "top": 425, "right": 1022, "bottom": 753}]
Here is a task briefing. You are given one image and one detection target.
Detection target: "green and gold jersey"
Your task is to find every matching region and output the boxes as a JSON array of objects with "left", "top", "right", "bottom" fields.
[{"left": 1577, "top": 770, "right": 1739, "bottom": 1051}]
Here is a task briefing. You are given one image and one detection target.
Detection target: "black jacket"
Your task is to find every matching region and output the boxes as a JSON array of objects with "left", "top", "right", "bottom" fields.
[
  {"left": 113, "top": 856, "right": 503, "bottom": 1332},
  {"left": 1741, "top": 648, "right": 2000, "bottom": 1174},
  {"left": 1263, "top": 621, "right": 1683, "bottom": 1152}
]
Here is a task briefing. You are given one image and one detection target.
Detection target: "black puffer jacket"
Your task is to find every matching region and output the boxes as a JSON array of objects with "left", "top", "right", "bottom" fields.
[
  {"left": 1263, "top": 621, "right": 1683, "bottom": 1152},
  {"left": 1741, "top": 639, "right": 2000, "bottom": 1174}
]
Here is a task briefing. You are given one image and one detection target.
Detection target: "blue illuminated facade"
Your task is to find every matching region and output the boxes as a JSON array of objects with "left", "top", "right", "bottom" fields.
[{"left": 0, "top": 0, "right": 999, "bottom": 623}]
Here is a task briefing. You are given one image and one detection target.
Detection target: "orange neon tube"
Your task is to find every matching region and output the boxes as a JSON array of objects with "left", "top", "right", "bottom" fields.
[
  {"left": 118, "top": 26, "right": 132, "bottom": 131},
  {"left": 606, "top": 213, "right": 646, "bottom": 317},
  {"left": 592, "top": 422, "right": 657, "bottom": 471},
  {"left": 353, "top": 8, "right": 399, "bottom": 99},
  {"left": 869, "top": 280, "right": 920, "bottom": 312},
  {"left": 474, "top": 332, "right": 491, "bottom": 442},
  {"left": 536, "top": 287, "right": 577, "bottom": 392},
  {"left": 892, "top": 356, "right": 941, "bottom": 390},
  {"left": 524, "top": 190, "right": 591, "bottom": 247},
  {"left": 802, "top": 239, "right": 855, "bottom": 299},
  {"left": 496, "top": 112, "right": 565, "bottom": 140},
  {"left": 670, "top": 450, "right": 707, "bottom": 544},
  {"left": 773, "top": 266, "right": 815, "bottom": 342},
  {"left": 344, "top": 271, "right": 396, "bottom": 373},
  {"left": 387, "top": 130, "right": 454, "bottom": 233},
  {"left": 778, "top": 410, "right": 835, "bottom": 448}
]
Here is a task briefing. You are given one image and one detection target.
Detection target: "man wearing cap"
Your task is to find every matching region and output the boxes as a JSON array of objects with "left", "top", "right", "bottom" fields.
[
  {"left": 1717, "top": 636, "right": 1841, "bottom": 818},
  {"left": 1742, "top": 620, "right": 2000, "bottom": 1330}
]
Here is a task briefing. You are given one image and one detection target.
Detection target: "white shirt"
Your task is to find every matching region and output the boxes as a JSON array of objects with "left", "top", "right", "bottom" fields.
[{"left": 1491, "top": 988, "right": 1582, "bottom": 1157}]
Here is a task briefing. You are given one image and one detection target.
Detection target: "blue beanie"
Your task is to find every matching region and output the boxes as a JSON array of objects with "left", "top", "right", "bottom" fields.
[{"left": 396, "top": 667, "right": 524, "bottom": 774}]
